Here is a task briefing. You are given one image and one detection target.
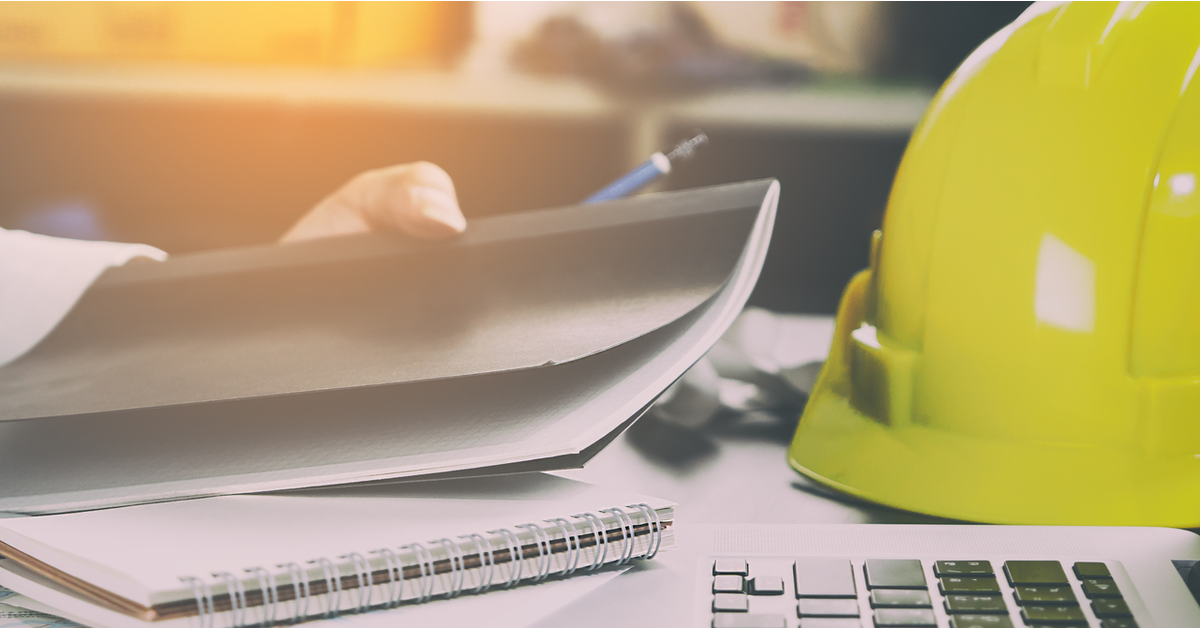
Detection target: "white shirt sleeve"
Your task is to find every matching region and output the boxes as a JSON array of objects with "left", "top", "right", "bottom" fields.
[{"left": 0, "top": 228, "right": 168, "bottom": 366}]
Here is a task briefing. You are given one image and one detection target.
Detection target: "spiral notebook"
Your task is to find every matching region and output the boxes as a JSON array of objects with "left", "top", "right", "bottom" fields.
[{"left": 0, "top": 474, "right": 673, "bottom": 628}]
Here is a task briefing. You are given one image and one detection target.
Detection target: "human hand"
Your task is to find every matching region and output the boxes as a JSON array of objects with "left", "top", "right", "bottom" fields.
[{"left": 281, "top": 162, "right": 466, "bottom": 243}]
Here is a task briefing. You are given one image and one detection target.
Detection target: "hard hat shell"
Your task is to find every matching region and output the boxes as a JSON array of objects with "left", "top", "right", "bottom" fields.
[{"left": 789, "top": 1, "right": 1200, "bottom": 526}]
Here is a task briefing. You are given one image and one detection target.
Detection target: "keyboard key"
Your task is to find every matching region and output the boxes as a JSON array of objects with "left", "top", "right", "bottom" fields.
[
  {"left": 1004, "top": 561, "right": 1069, "bottom": 586},
  {"left": 713, "top": 593, "right": 749, "bottom": 613},
  {"left": 1091, "top": 599, "right": 1133, "bottom": 618},
  {"left": 939, "top": 577, "right": 1001, "bottom": 594},
  {"left": 799, "top": 618, "right": 861, "bottom": 628},
  {"left": 870, "top": 589, "right": 933, "bottom": 608},
  {"left": 865, "top": 559, "right": 927, "bottom": 589},
  {"left": 797, "top": 599, "right": 859, "bottom": 617},
  {"left": 1082, "top": 578, "right": 1122, "bottom": 598},
  {"left": 794, "top": 559, "right": 857, "bottom": 598},
  {"left": 1074, "top": 562, "right": 1112, "bottom": 579},
  {"left": 873, "top": 608, "right": 938, "bottom": 627},
  {"left": 950, "top": 614, "right": 1014, "bottom": 628},
  {"left": 1014, "top": 585, "right": 1078, "bottom": 604},
  {"left": 944, "top": 595, "right": 1007, "bottom": 613},
  {"left": 748, "top": 576, "right": 785, "bottom": 596},
  {"left": 713, "top": 575, "right": 745, "bottom": 593},
  {"left": 1100, "top": 619, "right": 1138, "bottom": 628},
  {"left": 715, "top": 559, "right": 749, "bottom": 576},
  {"left": 1020, "top": 605, "right": 1087, "bottom": 627},
  {"left": 712, "top": 613, "right": 787, "bottom": 628},
  {"left": 936, "top": 561, "right": 995, "bottom": 576}
]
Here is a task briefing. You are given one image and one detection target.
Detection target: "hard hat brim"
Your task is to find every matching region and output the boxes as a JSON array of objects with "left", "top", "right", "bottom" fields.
[{"left": 788, "top": 269, "right": 1198, "bottom": 527}]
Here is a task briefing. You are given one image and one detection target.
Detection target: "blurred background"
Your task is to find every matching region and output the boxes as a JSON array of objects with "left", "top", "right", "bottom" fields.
[{"left": 0, "top": 1, "right": 1028, "bottom": 314}]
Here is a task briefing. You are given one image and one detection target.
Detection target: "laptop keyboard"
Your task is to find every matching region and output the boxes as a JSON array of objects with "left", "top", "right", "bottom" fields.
[{"left": 705, "top": 557, "right": 1137, "bottom": 628}]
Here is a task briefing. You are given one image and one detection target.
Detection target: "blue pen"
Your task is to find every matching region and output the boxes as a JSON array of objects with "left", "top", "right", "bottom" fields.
[{"left": 584, "top": 131, "right": 708, "bottom": 203}]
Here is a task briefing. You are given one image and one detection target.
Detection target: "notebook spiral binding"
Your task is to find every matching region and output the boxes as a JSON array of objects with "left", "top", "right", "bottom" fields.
[{"left": 177, "top": 503, "right": 665, "bottom": 628}]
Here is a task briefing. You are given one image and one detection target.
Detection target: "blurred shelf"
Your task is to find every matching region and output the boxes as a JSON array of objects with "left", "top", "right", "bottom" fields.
[
  {"left": 0, "top": 62, "right": 613, "bottom": 120},
  {"left": 0, "top": 62, "right": 934, "bottom": 137},
  {"left": 0, "top": 62, "right": 922, "bottom": 307},
  {"left": 661, "top": 86, "right": 933, "bottom": 135}
]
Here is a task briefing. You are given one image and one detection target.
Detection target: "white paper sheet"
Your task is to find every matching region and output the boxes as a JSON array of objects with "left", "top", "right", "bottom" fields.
[
  {"left": 0, "top": 587, "right": 79, "bottom": 629},
  {"left": 0, "top": 228, "right": 165, "bottom": 367}
]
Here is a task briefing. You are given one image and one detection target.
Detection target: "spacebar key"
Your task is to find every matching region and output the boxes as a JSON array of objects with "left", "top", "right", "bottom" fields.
[{"left": 794, "top": 559, "right": 857, "bottom": 598}]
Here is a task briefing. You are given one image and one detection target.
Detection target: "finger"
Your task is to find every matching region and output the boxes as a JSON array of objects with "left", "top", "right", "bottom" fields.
[
  {"left": 280, "top": 162, "right": 466, "bottom": 243},
  {"left": 278, "top": 193, "right": 371, "bottom": 243},
  {"left": 363, "top": 162, "right": 466, "bottom": 238}
]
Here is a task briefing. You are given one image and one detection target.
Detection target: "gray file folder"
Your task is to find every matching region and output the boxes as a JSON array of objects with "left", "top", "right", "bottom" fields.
[{"left": 0, "top": 179, "right": 779, "bottom": 514}]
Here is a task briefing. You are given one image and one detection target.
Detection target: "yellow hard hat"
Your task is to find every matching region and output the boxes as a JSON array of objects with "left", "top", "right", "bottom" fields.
[{"left": 789, "top": 1, "right": 1200, "bottom": 526}]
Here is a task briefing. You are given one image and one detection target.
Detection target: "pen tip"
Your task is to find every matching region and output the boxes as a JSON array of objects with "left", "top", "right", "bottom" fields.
[{"left": 667, "top": 130, "right": 708, "bottom": 162}]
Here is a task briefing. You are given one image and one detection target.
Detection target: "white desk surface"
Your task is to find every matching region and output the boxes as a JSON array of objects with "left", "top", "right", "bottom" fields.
[
  {"left": 561, "top": 415, "right": 946, "bottom": 528},
  {"left": 547, "top": 395, "right": 952, "bottom": 626}
]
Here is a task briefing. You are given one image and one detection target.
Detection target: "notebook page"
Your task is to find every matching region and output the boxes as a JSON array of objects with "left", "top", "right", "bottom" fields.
[
  {"left": 300, "top": 566, "right": 629, "bottom": 628},
  {"left": 3, "top": 564, "right": 632, "bottom": 628},
  {"left": 0, "top": 474, "right": 671, "bottom": 607}
]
